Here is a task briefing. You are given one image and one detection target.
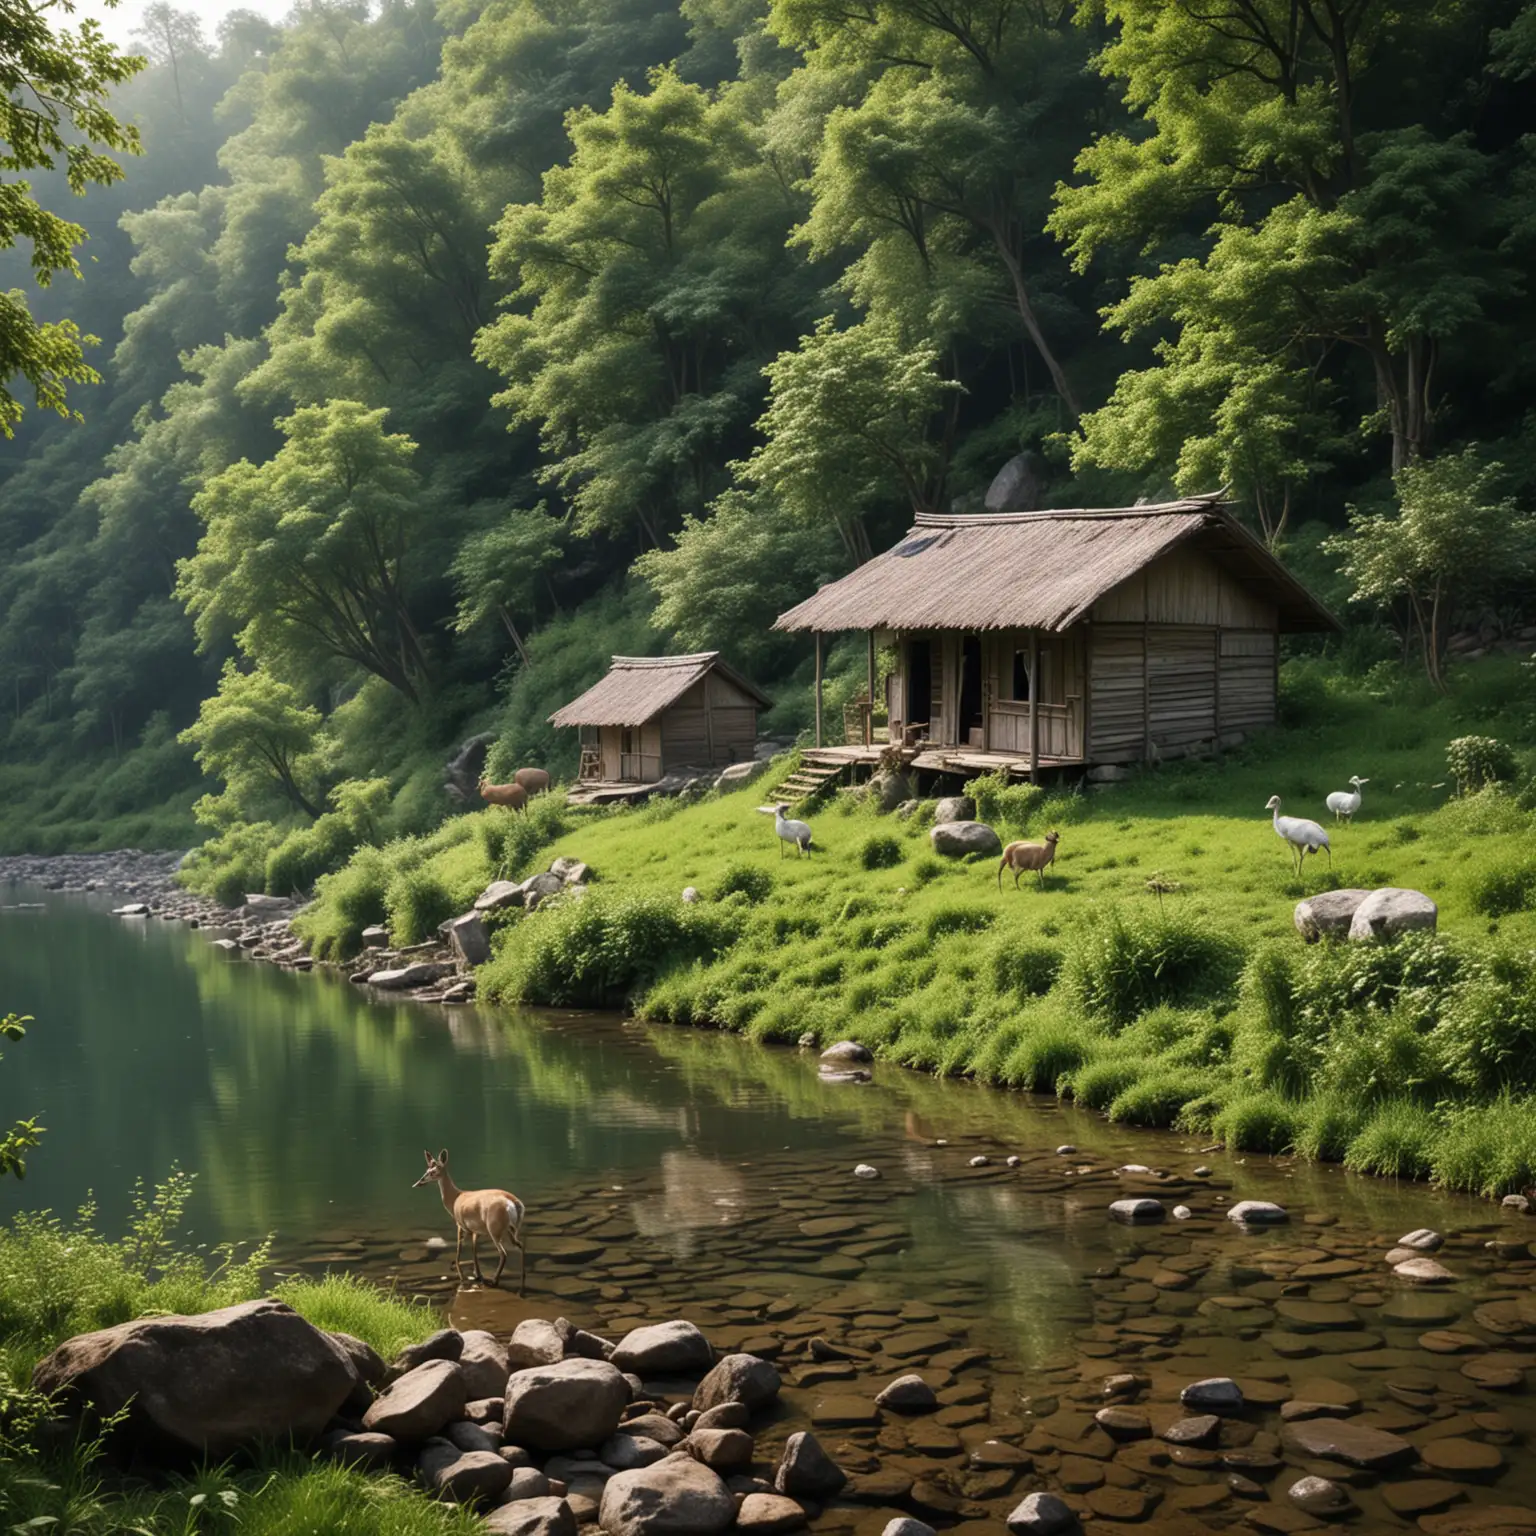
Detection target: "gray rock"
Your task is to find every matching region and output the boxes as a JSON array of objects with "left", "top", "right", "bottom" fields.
[
  {"left": 1294, "top": 889, "right": 1371, "bottom": 943},
  {"left": 737, "top": 1494, "right": 807, "bottom": 1533},
  {"left": 819, "top": 1040, "right": 873, "bottom": 1065},
  {"left": 417, "top": 1442, "right": 514, "bottom": 1503},
  {"left": 457, "top": 1330, "right": 511, "bottom": 1401},
  {"left": 876, "top": 1375, "right": 938, "bottom": 1413},
  {"left": 687, "top": 1427, "right": 753, "bottom": 1471},
  {"left": 113, "top": 902, "right": 150, "bottom": 917},
  {"left": 505, "top": 1467, "right": 553, "bottom": 1502},
  {"left": 620, "top": 1412, "right": 685, "bottom": 1447},
  {"left": 522, "top": 872, "right": 566, "bottom": 912},
  {"left": 853, "top": 1164, "right": 880, "bottom": 1180},
  {"left": 507, "top": 1319, "right": 569, "bottom": 1370},
  {"left": 30, "top": 1298, "right": 359, "bottom": 1458},
  {"left": 570, "top": 1329, "right": 616, "bottom": 1362},
  {"left": 447, "top": 1420, "right": 502, "bottom": 1454},
  {"left": 323, "top": 1429, "right": 397, "bottom": 1470},
  {"left": 933, "top": 796, "right": 975, "bottom": 824},
  {"left": 611, "top": 1321, "right": 713, "bottom": 1376},
  {"left": 716, "top": 762, "right": 769, "bottom": 789},
  {"left": 367, "top": 961, "right": 456, "bottom": 991},
  {"left": 691, "top": 1404, "right": 748, "bottom": 1434},
  {"left": 466, "top": 1397, "right": 505, "bottom": 1425},
  {"left": 1394, "top": 1255, "right": 1456, "bottom": 1283},
  {"left": 446, "top": 913, "right": 491, "bottom": 967},
  {"left": 773, "top": 1431, "right": 844, "bottom": 1499},
  {"left": 398, "top": 1330, "right": 464, "bottom": 1370},
  {"left": 362, "top": 924, "right": 390, "bottom": 947},
  {"left": 328, "top": 1330, "right": 388, "bottom": 1387},
  {"left": 503, "top": 1359, "right": 630, "bottom": 1452},
  {"left": 1108, "top": 1199, "right": 1165, "bottom": 1225},
  {"left": 364, "top": 1360, "right": 468, "bottom": 1441},
  {"left": 984, "top": 451, "right": 1047, "bottom": 514},
  {"left": 681, "top": 887, "right": 700, "bottom": 905},
  {"left": 1281, "top": 1418, "right": 1415, "bottom": 1469},
  {"left": 550, "top": 857, "right": 590, "bottom": 885},
  {"left": 599, "top": 1452, "right": 735, "bottom": 1536},
  {"left": 483, "top": 1496, "right": 578, "bottom": 1536},
  {"left": 1349, "top": 887, "right": 1438, "bottom": 942},
  {"left": 1160, "top": 1415, "right": 1220, "bottom": 1445},
  {"left": 868, "top": 770, "right": 916, "bottom": 813},
  {"left": 1287, "top": 1475, "right": 1354, "bottom": 1515},
  {"left": 601, "top": 1432, "right": 670, "bottom": 1470},
  {"left": 1005, "top": 1491, "right": 1077, "bottom": 1535},
  {"left": 929, "top": 820, "right": 1002, "bottom": 858},
  {"left": 1397, "top": 1228, "right": 1443, "bottom": 1251},
  {"left": 1504, "top": 1194, "right": 1531, "bottom": 1212},
  {"left": 476, "top": 881, "right": 525, "bottom": 913},
  {"left": 692, "top": 1354, "right": 780, "bottom": 1413},
  {"left": 1181, "top": 1378, "right": 1243, "bottom": 1413},
  {"left": 1227, "top": 1200, "right": 1288, "bottom": 1225}
]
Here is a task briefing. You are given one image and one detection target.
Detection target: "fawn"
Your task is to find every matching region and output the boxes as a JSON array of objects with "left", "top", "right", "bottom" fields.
[{"left": 413, "top": 1149, "right": 527, "bottom": 1292}]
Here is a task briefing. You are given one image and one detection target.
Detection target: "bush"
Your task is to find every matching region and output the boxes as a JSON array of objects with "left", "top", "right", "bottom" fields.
[
  {"left": 991, "top": 940, "right": 1063, "bottom": 998},
  {"left": 1447, "top": 735, "right": 1518, "bottom": 794},
  {"left": 860, "top": 834, "right": 904, "bottom": 870},
  {"left": 1000, "top": 1019, "right": 1093, "bottom": 1092},
  {"left": 296, "top": 846, "right": 392, "bottom": 960},
  {"left": 1293, "top": 1092, "right": 1368, "bottom": 1162},
  {"left": 385, "top": 867, "right": 456, "bottom": 948},
  {"left": 964, "top": 772, "right": 1043, "bottom": 833},
  {"left": 908, "top": 856, "right": 947, "bottom": 886},
  {"left": 1343, "top": 1099, "right": 1438, "bottom": 1179},
  {"left": 273, "top": 1274, "right": 439, "bottom": 1362},
  {"left": 710, "top": 863, "right": 774, "bottom": 904},
  {"left": 925, "top": 904, "right": 994, "bottom": 941},
  {"left": 1109, "top": 1071, "right": 1208, "bottom": 1128},
  {"left": 265, "top": 813, "right": 358, "bottom": 897},
  {"left": 1213, "top": 1091, "right": 1301, "bottom": 1153},
  {"left": 1430, "top": 1097, "right": 1536, "bottom": 1197},
  {"left": 1069, "top": 1057, "right": 1143, "bottom": 1110},
  {"left": 1468, "top": 854, "right": 1536, "bottom": 917},
  {"left": 178, "top": 821, "right": 281, "bottom": 907},
  {"left": 1068, "top": 908, "right": 1243, "bottom": 1028},
  {"left": 1435, "top": 965, "right": 1536, "bottom": 1094},
  {"left": 481, "top": 889, "right": 742, "bottom": 1008}
]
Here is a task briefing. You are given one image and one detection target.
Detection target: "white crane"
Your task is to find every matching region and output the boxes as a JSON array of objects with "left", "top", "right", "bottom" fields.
[
  {"left": 1325, "top": 776, "right": 1369, "bottom": 823},
  {"left": 758, "top": 802, "right": 814, "bottom": 857},
  {"left": 1266, "top": 796, "right": 1330, "bottom": 876}
]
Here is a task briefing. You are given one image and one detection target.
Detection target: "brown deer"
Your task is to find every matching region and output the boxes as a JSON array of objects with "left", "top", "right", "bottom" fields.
[
  {"left": 413, "top": 1148, "right": 527, "bottom": 1291},
  {"left": 478, "top": 776, "right": 527, "bottom": 813},
  {"left": 998, "top": 831, "right": 1061, "bottom": 890},
  {"left": 513, "top": 767, "right": 551, "bottom": 796}
]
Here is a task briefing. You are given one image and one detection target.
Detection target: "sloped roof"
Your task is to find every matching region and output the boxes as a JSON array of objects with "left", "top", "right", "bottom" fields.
[
  {"left": 773, "top": 497, "right": 1338, "bottom": 635},
  {"left": 549, "top": 653, "right": 771, "bottom": 729}
]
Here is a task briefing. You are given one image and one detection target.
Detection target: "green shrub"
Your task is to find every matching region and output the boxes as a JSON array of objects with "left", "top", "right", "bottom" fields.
[
  {"left": 925, "top": 904, "right": 994, "bottom": 941},
  {"left": 481, "top": 889, "right": 742, "bottom": 1008},
  {"left": 296, "top": 846, "right": 392, "bottom": 960},
  {"left": 1430, "top": 1097, "right": 1536, "bottom": 1197},
  {"left": 385, "top": 867, "right": 456, "bottom": 948},
  {"left": 908, "top": 856, "right": 947, "bottom": 886},
  {"left": 274, "top": 1273, "right": 438, "bottom": 1362},
  {"left": 265, "top": 813, "right": 358, "bottom": 897},
  {"left": 710, "top": 863, "right": 774, "bottom": 904},
  {"left": 1109, "top": 1071, "right": 1208, "bottom": 1128},
  {"left": 964, "top": 771, "right": 1043, "bottom": 833},
  {"left": 991, "top": 940, "right": 1063, "bottom": 998},
  {"left": 1000, "top": 1017, "right": 1093, "bottom": 1092},
  {"left": 1344, "top": 1099, "right": 1438, "bottom": 1179},
  {"left": 1293, "top": 1092, "right": 1368, "bottom": 1162},
  {"left": 1213, "top": 1091, "right": 1301, "bottom": 1153},
  {"left": 1447, "top": 735, "right": 1518, "bottom": 794},
  {"left": 1468, "top": 855, "right": 1536, "bottom": 917},
  {"left": 860, "top": 834, "right": 904, "bottom": 870},
  {"left": 1069, "top": 1057, "right": 1143, "bottom": 1110},
  {"left": 848, "top": 916, "right": 910, "bottom": 949},
  {"left": 178, "top": 821, "right": 281, "bottom": 907},
  {"left": 1068, "top": 908, "right": 1242, "bottom": 1028},
  {"left": 1435, "top": 965, "right": 1536, "bottom": 1094}
]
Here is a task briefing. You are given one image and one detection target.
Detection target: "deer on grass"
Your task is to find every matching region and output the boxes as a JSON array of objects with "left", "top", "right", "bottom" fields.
[
  {"left": 478, "top": 776, "right": 527, "bottom": 813},
  {"left": 413, "top": 1149, "right": 527, "bottom": 1292},
  {"left": 998, "top": 831, "right": 1061, "bottom": 891}
]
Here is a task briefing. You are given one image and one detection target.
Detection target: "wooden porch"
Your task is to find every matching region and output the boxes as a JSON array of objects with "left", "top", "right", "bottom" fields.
[{"left": 772, "top": 742, "right": 1087, "bottom": 802}]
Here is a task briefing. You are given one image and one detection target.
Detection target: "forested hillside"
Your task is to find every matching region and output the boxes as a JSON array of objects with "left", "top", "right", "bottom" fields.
[{"left": 4, "top": 0, "right": 1536, "bottom": 868}]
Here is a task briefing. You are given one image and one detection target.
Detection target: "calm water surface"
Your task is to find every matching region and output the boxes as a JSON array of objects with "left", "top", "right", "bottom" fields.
[{"left": 6, "top": 885, "right": 1536, "bottom": 1530}]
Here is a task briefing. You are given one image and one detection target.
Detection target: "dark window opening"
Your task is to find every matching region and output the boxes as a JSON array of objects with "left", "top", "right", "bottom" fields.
[
  {"left": 1012, "top": 650, "right": 1030, "bottom": 702},
  {"left": 907, "top": 639, "right": 932, "bottom": 730},
  {"left": 960, "top": 635, "right": 983, "bottom": 736}
]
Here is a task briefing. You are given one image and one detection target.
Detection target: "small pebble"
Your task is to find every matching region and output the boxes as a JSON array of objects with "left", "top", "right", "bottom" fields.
[
  {"left": 969, "top": 1155, "right": 989, "bottom": 1168},
  {"left": 1172, "top": 1205, "right": 1192, "bottom": 1220},
  {"left": 854, "top": 1164, "right": 880, "bottom": 1180},
  {"left": 1005, "top": 1155, "right": 1021, "bottom": 1167},
  {"left": 1055, "top": 1145, "right": 1076, "bottom": 1155}
]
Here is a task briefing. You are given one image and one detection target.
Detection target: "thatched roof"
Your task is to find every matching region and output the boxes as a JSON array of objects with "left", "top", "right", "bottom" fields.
[
  {"left": 549, "top": 653, "right": 771, "bottom": 729},
  {"left": 773, "top": 497, "right": 1338, "bottom": 635}
]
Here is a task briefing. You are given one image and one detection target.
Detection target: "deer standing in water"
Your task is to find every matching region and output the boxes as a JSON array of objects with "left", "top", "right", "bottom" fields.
[{"left": 413, "top": 1149, "right": 527, "bottom": 1292}]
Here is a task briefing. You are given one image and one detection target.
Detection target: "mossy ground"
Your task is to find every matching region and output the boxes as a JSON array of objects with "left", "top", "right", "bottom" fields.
[{"left": 299, "top": 657, "right": 1536, "bottom": 1196}]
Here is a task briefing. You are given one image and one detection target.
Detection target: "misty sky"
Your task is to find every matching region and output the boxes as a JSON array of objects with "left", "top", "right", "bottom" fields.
[{"left": 68, "top": 0, "right": 292, "bottom": 50}]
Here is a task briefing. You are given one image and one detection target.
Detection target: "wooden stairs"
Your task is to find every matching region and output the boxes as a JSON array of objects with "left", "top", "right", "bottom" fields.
[{"left": 773, "top": 757, "right": 847, "bottom": 804}]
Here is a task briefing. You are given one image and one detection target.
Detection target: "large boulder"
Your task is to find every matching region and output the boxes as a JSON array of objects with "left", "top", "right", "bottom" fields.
[
  {"left": 503, "top": 1359, "right": 630, "bottom": 1452},
  {"left": 508, "top": 1318, "right": 569, "bottom": 1370},
  {"left": 599, "top": 1452, "right": 735, "bottom": 1536},
  {"left": 417, "top": 1441, "right": 515, "bottom": 1503},
  {"left": 1349, "top": 888, "right": 1438, "bottom": 942},
  {"left": 611, "top": 1321, "right": 713, "bottom": 1377},
  {"left": 929, "top": 821, "right": 1002, "bottom": 858},
  {"left": 933, "top": 796, "right": 975, "bottom": 825},
  {"left": 476, "top": 881, "right": 525, "bottom": 913},
  {"left": 30, "top": 1298, "right": 358, "bottom": 1458},
  {"left": 485, "top": 1497, "right": 578, "bottom": 1536},
  {"left": 868, "top": 771, "right": 916, "bottom": 813},
  {"left": 459, "top": 1330, "right": 511, "bottom": 1400},
  {"left": 367, "top": 962, "right": 456, "bottom": 991},
  {"left": 329, "top": 1331, "right": 387, "bottom": 1388},
  {"left": 985, "top": 451, "right": 1047, "bottom": 514},
  {"left": 363, "top": 1360, "right": 468, "bottom": 1441},
  {"left": 522, "top": 872, "right": 566, "bottom": 912},
  {"left": 446, "top": 913, "right": 491, "bottom": 967},
  {"left": 1294, "top": 889, "right": 1371, "bottom": 943},
  {"left": 774, "top": 1431, "right": 844, "bottom": 1500},
  {"left": 691, "top": 1354, "right": 781, "bottom": 1414}
]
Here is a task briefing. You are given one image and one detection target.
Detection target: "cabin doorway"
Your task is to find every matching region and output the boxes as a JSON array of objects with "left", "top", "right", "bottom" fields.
[
  {"left": 960, "top": 634, "right": 984, "bottom": 746},
  {"left": 906, "top": 638, "right": 932, "bottom": 736}
]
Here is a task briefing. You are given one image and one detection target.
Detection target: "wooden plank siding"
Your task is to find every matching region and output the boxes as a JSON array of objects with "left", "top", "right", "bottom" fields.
[
  {"left": 1091, "top": 545, "right": 1275, "bottom": 629},
  {"left": 1219, "top": 628, "right": 1278, "bottom": 733},
  {"left": 659, "top": 676, "right": 760, "bottom": 769}
]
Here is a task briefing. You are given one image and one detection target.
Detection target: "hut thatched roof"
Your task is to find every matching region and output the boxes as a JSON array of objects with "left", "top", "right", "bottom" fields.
[
  {"left": 549, "top": 653, "right": 771, "bottom": 729},
  {"left": 773, "top": 497, "right": 1338, "bottom": 635}
]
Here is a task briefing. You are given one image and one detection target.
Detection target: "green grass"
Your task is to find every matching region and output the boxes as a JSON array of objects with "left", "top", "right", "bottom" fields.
[{"left": 299, "top": 655, "right": 1536, "bottom": 1198}]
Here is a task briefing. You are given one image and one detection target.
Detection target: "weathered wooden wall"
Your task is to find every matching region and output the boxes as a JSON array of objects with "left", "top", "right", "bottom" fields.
[
  {"left": 1090, "top": 547, "right": 1275, "bottom": 628},
  {"left": 659, "top": 676, "right": 759, "bottom": 768}
]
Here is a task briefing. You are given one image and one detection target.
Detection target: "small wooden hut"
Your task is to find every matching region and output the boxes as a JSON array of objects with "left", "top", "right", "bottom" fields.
[
  {"left": 550, "top": 652, "right": 770, "bottom": 789},
  {"left": 773, "top": 496, "right": 1337, "bottom": 781}
]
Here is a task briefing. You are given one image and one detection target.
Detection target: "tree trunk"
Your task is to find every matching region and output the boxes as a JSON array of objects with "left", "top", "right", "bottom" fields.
[
  {"left": 498, "top": 603, "right": 533, "bottom": 670},
  {"left": 989, "top": 227, "right": 1082, "bottom": 424}
]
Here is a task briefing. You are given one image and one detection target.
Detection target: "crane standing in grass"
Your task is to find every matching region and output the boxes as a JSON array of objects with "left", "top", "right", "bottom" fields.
[
  {"left": 1266, "top": 795, "right": 1331, "bottom": 876},
  {"left": 1326, "top": 776, "right": 1369, "bottom": 823},
  {"left": 759, "top": 802, "right": 814, "bottom": 857}
]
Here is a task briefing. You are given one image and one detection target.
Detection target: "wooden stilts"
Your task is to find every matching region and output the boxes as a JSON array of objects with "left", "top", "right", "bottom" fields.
[
  {"left": 866, "top": 631, "right": 875, "bottom": 746},
  {"left": 1028, "top": 630, "right": 1040, "bottom": 785}
]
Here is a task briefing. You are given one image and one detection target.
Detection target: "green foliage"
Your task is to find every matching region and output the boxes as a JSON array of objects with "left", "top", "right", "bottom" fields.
[
  {"left": 1343, "top": 1100, "right": 1438, "bottom": 1181},
  {"left": 179, "top": 821, "right": 283, "bottom": 907},
  {"left": 480, "top": 889, "right": 742, "bottom": 1008},
  {"left": 1067, "top": 908, "right": 1242, "bottom": 1028},
  {"left": 0, "top": 1013, "right": 42, "bottom": 1181},
  {"left": 1467, "top": 853, "right": 1536, "bottom": 917},
  {"left": 711, "top": 863, "right": 775, "bottom": 903},
  {"left": 385, "top": 867, "right": 457, "bottom": 948},
  {"left": 1446, "top": 735, "right": 1519, "bottom": 794},
  {"left": 273, "top": 1274, "right": 439, "bottom": 1364},
  {"left": 990, "top": 939, "right": 1063, "bottom": 999},
  {"left": 1212, "top": 1092, "right": 1301, "bottom": 1155},
  {"left": 965, "top": 773, "right": 1044, "bottom": 834},
  {"left": 859, "top": 834, "right": 904, "bottom": 871}
]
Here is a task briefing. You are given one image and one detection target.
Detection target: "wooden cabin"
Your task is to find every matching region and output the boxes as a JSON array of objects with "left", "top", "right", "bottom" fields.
[
  {"left": 773, "top": 497, "right": 1337, "bottom": 780},
  {"left": 549, "top": 652, "right": 770, "bottom": 788}
]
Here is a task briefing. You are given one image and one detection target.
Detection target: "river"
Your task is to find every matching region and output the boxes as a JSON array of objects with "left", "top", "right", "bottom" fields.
[{"left": 4, "top": 884, "right": 1536, "bottom": 1532}]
